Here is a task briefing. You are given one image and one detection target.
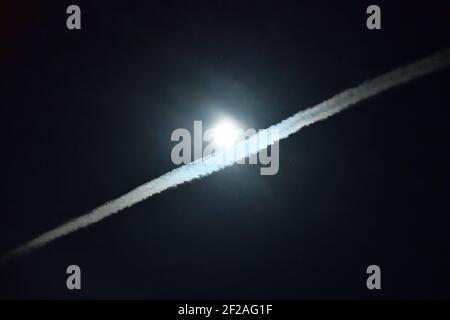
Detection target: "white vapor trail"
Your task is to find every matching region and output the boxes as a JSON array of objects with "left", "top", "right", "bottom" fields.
[{"left": 2, "top": 48, "right": 450, "bottom": 262}]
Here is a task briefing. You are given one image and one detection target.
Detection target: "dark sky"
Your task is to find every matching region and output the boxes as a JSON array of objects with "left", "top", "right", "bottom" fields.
[{"left": 0, "top": 0, "right": 449, "bottom": 299}]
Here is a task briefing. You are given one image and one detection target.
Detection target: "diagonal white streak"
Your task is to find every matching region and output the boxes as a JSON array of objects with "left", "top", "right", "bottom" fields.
[{"left": 2, "top": 48, "right": 450, "bottom": 262}]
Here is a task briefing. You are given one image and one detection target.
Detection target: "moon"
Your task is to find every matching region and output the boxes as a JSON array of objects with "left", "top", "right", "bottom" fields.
[{"left": 212, "top": 118, "right": 241, "bottom": 148}]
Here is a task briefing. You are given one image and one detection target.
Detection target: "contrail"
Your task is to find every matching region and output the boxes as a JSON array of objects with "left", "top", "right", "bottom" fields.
[{"left": 2, "top": 48, "right": 450, "bottom": 262}]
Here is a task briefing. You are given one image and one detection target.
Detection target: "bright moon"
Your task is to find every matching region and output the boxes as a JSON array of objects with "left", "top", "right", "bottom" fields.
[{"left": 212, "top": 119, "right": 241, "bottom": 148}]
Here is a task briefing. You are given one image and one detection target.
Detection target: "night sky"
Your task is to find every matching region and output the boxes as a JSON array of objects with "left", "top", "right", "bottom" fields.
[{"left": 1, "top": 0, "right": 449, "bottom": 299}]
